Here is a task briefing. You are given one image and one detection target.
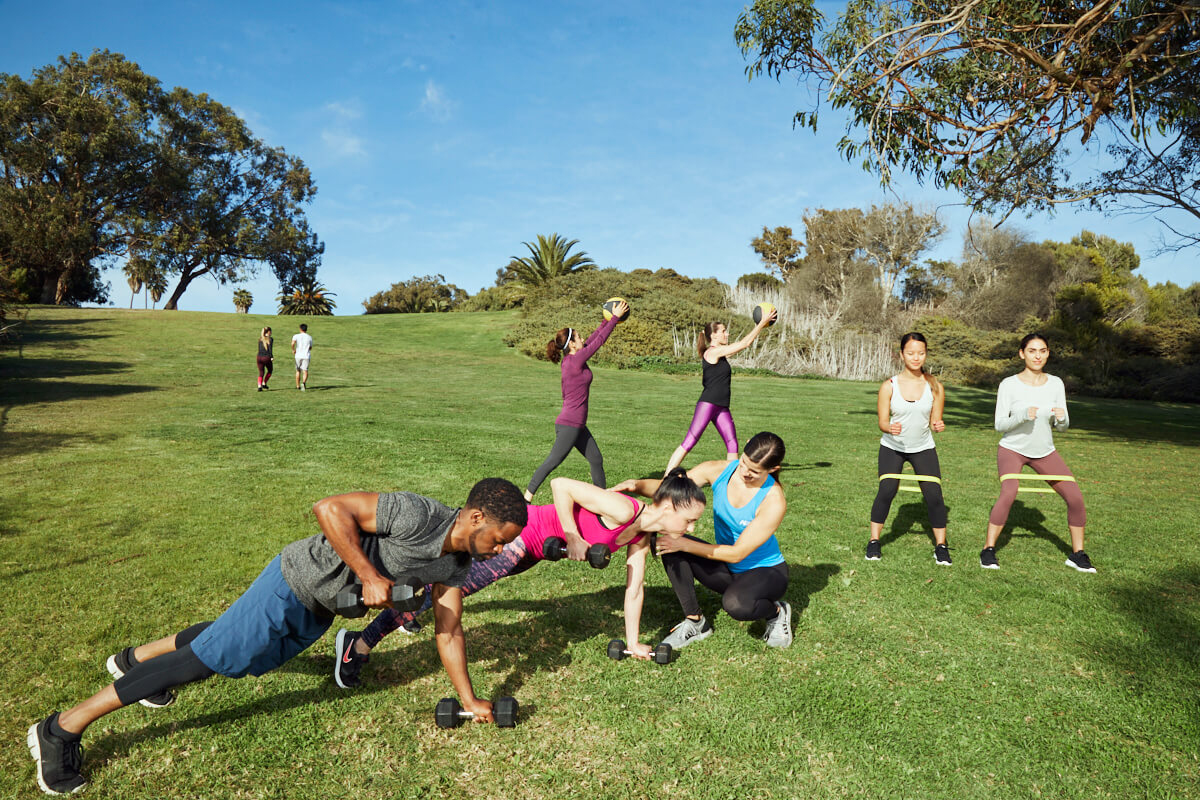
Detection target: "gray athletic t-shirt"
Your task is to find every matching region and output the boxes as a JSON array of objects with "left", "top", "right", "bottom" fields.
[{"left": 279, "top": 492, "right": 472, "bottom": 616}]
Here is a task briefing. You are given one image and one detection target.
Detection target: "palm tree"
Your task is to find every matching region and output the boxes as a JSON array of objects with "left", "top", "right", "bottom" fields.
[
  {"left": 145, "top": 270, "right": 169, "bottom": 310},
  {"left": 233, "top": 289, "right": 253, "bottom": 313},
  {"left": 277, "top": 278, "right": 337, "bottom": 315},
  {"left": 504, "top": 234, "right": 595, "bottom": 286},
  {"left": 123, "top": 259, "right": 146, "bottom": 309}
]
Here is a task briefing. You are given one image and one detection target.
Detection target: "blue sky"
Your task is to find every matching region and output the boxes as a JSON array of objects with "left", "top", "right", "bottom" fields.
[{"left": 1, "top": 0, "right": 1193, "bottom": 314}]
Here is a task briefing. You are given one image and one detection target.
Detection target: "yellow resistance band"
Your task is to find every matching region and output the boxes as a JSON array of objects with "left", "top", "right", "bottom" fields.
[
  {"left": 879, "top": 473, "right": 942, "bottom": 493},
  {"left": 999, "top": 473, "right": 1077, "bottom": 494}
]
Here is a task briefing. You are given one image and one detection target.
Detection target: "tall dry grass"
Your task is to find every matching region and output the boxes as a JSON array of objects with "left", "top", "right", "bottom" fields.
[{"left": 671, "top": 285, "right": 896, "bottom": 382}]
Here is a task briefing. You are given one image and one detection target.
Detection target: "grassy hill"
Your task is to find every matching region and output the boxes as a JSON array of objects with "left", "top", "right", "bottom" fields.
[{"left": 1, "top": 307, "right": 1197, "bottom": 799}]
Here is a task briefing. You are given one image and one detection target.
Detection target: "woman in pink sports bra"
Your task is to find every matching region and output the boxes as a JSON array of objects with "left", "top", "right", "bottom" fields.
[{"left": 332, "top": 469, "right": 706, "bottom": 685}]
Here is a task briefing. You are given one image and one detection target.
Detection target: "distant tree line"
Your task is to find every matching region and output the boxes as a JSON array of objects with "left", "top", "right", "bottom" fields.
[{"left": 0, "top": 51, "right": 324, "bottom": 311}]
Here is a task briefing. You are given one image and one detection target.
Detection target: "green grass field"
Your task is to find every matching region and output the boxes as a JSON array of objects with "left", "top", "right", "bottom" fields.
[{"left": 1, "top": 307, "right": 1197, "bottom": 799}]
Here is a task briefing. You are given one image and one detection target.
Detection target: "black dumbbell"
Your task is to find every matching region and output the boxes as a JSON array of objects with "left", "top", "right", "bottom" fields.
[
  {"left": 607, "top": 638, "right": 672, "bottom": 665},
  {"left": 543, "top": 537, "right": 612, "bottom": 569},
  {"left": 434, "top": 696, "right": 519, "bottom": 728},
  {"left": 335, "top": 576, "right": 425, "bottom": 618}
]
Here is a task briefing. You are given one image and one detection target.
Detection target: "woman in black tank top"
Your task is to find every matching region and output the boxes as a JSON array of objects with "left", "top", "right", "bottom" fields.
[{"left": 664, "top": 310, "right": 776, "bottom": 474}]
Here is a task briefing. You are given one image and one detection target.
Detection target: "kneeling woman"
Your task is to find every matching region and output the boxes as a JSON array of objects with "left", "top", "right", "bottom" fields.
[
  {"left": 333, "top": 470, "right": 707, "bottom": 687},
  {"left": 617, "top": 431, "right": 791, "bottom": 650}
]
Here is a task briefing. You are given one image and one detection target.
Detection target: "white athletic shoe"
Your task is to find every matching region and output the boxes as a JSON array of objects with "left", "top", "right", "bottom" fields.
[{"left": 763, "top": 601, "right": 793, "bottom": 648}]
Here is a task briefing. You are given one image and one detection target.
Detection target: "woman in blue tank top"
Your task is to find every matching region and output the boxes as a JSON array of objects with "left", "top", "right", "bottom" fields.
[{"left": 614, "top": 431, "right": 792, "bottom": 650}]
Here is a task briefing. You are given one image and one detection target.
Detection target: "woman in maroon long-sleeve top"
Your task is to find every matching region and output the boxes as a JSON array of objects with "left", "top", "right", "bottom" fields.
[{"left": 524, "top": 300, "right": 629, "bottom": 502}]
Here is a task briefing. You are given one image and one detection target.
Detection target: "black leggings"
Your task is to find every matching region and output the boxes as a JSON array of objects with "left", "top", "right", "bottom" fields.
[
  {"left": 526, "top": 424, "right": 605, "bottom": 495},
  {"left": 870, "top": 445, "right": 947, "bottom": 528},
  {"left": 662, "top": 540, "right": 789, "bottom": 621},
  {"left": 113, "top": 622, "right": 216, "bottom": 706}
]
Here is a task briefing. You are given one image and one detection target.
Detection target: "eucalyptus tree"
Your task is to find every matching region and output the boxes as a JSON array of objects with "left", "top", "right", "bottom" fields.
[{"left": 736, "top": 1, "right": 1200, "bottom": 251}]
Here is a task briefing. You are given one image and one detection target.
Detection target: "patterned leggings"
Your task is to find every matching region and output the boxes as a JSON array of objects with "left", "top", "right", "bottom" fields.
[
  {"left": 989, "top": 446, "right": 1086, "bottom": 527},
  {"left": 360, "top": 536, "right": 538, "bottom": 648}
]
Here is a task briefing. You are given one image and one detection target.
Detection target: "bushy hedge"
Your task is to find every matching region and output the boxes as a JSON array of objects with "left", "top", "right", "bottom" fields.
[{"left": 501, "top": 268, "right": 738, "bottom": 367}]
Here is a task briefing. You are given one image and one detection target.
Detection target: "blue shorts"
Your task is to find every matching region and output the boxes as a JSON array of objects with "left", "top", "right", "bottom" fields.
[{"left": 190, "top": 555, "right": 331, "bottom": 678}]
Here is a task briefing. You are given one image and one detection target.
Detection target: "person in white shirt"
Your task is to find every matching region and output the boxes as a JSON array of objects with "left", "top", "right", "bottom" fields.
[
  {"left": 865, "top": 332, "right": 951, "bottom": 565},
  {"left": 980, "top": 333, "right": 1093, "bottom": 572},
  {"left": 291, "top": 324, "right": 313, "bottom": 391}
]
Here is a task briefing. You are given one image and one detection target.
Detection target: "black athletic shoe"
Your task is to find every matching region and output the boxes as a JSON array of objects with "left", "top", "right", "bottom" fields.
[
  {"left": 865, "top": 539, "right": 882, "bottom": 561},
  {"left": 106, "top": 647, "right": 174, "bottom": 708},
  {"left": 934, "top": 543, "right": 952, "bottom": 566},
  {"left": 399, "top": 619, "right": 422, "bottom": 635},
  {"left": 27, "top": 713, "right": 86, "bottom": 795},
  {"left": 979, "top": 547, "right": 999, "bottom": 569},
  {"left": 1065, "top": 550, "right": 1096, "bottom": 573},
  {"left": 334, "top": 628, "right": 368, "bottom": 689}
]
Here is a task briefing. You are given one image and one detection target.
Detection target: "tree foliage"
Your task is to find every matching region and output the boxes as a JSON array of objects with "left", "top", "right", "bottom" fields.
[
  {"left": 736, "top": 1, "right": 1200, "bottom": 250},
  {"left": 362, "top": 274, "right": 466, "bottom": 314},
  {"left": 750, "top": 225, "right": 804, "bottom": 280},
  {"left": 277, "top": 278, "right": 336, "bottom": 316},
  {"left": 233, "top": 289, "right": 253, "bottom": 313},
  {"left": 499, "top": 233, "right": 596, "bottom": 287},
  {"left": 0, "top": 51, "right": 322, "bottom": 309}
]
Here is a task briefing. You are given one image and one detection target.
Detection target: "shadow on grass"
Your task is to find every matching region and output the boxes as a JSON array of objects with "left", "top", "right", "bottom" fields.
[
  {"left": 14, "top": 316, "right": 114, "bottom": 351},
  {"left": 879, "top": 502, "right": 951, "bottom": 548},
  {"left": 993, "top": 501, "right": 1073, "bottom": 557},
  {"left": 1094, "top": 565, "right": 1200, "bottom": 726},
  {"left": 0, "top": 407, "right": 120, "bottom": 460}
]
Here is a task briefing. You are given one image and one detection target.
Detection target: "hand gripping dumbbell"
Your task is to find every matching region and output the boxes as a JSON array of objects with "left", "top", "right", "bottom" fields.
[
  {"left": 335, "top": 576, "right": 425, "bottom": 618},
  {"left": 543, "top": 536, "right": 612, "bottom": 568},
  {"left": 607, "top": 638, "right": 672, "bottom": 665},
  {"left": 434, "top": 696, "right": 519, "bottom": 728}
]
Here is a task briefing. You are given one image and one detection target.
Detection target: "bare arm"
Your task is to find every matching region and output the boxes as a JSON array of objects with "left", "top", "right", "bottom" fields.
[
  {"left": 432, "top": 583, "right": 493, "bottom": 723},
  {"left": 877, "top": 380, "right": 899, "bottom": 435},
  {"left": 311, "top": 492, "right": 393, "bottom": 607},
  {"left": 657, "top": 487, "right": 786, "bottom": 564},
  {"left": 550, "top": 477, "right": 637, "bottom": 559},
  {"left": 621, "top": 537, "right": 652, "bottom": 659},
  {"left": 704, "top": 313, "right": 774, "bottom": 360},
  {"left": 930, "top": 381, "right": 946, "bottom": 433}
]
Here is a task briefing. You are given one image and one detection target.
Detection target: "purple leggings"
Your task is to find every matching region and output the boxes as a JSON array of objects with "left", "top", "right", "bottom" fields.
[
  {"left": 680, "top": 401, "right": 738, "bottom": 452},
  {"left": 360, "top": 536, "right": 538, "bottom": 648},
  {"left": 989, "top": 446, "right": 1086, "bottom": 527}
]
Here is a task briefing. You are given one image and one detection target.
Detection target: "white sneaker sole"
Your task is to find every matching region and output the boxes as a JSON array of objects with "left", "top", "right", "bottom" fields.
[
  {"left": 105, "top": 654, "right": 173, "bottom": 708},
  {"left": 1065, "top": 559, "right": 1096, "bottom": 573},
  {"left": 333, "top": 628, "right": 358, "bottom": 689},
  {"left": 26, "top": 723, "right": 85, "bottom": 795}
]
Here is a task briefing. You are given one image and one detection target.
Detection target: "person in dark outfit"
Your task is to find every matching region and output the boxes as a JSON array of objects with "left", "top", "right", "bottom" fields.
[{"left": 664, "top": 310, "right": 776, "bottom": 475}]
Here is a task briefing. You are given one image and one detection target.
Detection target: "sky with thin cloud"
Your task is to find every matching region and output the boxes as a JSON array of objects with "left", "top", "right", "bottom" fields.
[{"left": 1, "top": 0, "right": 1193, "bottom": 314}]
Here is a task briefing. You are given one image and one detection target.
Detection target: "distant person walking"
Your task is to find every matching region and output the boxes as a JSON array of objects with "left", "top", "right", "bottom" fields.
[
  {"left": 291, "top": 324, "right": 313, "bottom": 391},
  {"left": 525, "top": 300, "right": 628, "bottom": 502},
  {"left": 256, "top": 327, "right": 274, "bottom": 391},
  {"left": 980, "top": 333, "right": 1093, "bottom": 572},
  {"left": 664, "top": 310, "right": 776, "bottom": 475}
]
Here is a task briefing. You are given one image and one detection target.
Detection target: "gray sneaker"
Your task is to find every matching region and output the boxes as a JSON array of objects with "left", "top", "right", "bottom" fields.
[
  {"left": 763, "top": 601, "right": 793, "bottom": 648},
  {"left": 661, "top": 615, "right": 713, "bottom": 650}
]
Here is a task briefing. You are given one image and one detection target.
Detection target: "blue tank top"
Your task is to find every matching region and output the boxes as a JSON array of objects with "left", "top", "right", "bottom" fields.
[{"left": 713, "top": 461, "right": 784, "bottom": 573}]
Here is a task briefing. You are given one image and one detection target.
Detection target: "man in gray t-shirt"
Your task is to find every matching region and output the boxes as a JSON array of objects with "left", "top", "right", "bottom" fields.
[{"left": 27, "top": 479, "right": 528, "bottom": 795}]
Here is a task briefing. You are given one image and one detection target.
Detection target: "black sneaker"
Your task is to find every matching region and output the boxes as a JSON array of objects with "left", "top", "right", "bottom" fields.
[
  {"left": 865, "top": 539, "right": 882, "bottom": 561},
  {"left": 106, "top": 647, "right": 174, "bottom": 708},
  {"left": 1065, "top": 550, "right": 1096, "bottom": 573},
  {"left": 334, "top": 628, "right": 368, "bottom": 689},
  {"left": 399, "top": 619, "right": 422, "bottom": 635},
  {"left": 934, "top": 543, "right": 952, "bottom": 566},
  {"left": 979, "top": 547, "right": 999, "bottom": 569},
  {"left": 27, "top": 713, "right": 86, "bottom": 795}
]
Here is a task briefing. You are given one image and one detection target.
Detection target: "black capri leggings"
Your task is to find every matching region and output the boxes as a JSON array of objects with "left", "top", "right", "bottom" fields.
[
  {"left": 870, "top": 445, "right": 948, "bottom": 528},
  {"left": 113, "top": 622, "right": 216, "bottom": 706},
  {"left": 526, "top": 423, "right": 605, "bottom": 495},
  {"left": 662, "top": 540, "right": 789, "bottom": 621}
]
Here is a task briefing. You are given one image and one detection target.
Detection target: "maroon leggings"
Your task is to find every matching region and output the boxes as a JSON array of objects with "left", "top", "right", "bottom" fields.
[{"left": 989, "top": 446, "right": 1086, "bottom": 527}]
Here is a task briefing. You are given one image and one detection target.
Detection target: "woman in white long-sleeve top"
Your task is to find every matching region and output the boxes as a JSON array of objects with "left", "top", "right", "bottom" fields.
[{"left": 980, "top": 333, "right": 1093, "bottom": 572}]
